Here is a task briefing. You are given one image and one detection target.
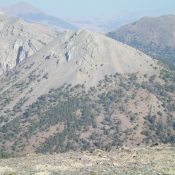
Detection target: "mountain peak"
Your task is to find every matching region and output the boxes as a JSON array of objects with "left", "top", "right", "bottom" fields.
[{"left": 6, "top": 28, "right": 157, "bottom": 94}]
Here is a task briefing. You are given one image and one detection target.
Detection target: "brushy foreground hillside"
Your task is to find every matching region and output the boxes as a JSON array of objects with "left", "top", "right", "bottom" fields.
[
  {"left": 1, "top": 67, "right": 175, "bottom": 156},
  {"left": 0, "top": 145, "right": 174, "bottom": 175}
]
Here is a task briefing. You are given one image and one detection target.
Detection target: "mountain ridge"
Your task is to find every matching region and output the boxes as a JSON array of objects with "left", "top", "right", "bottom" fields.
[{"left": 108, "top": 14, "right": 175, "bottom": 65}]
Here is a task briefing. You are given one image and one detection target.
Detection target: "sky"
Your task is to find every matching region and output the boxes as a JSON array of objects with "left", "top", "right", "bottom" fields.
[{"left": 0, "top": 0, "right": 175, "bottom": 19}]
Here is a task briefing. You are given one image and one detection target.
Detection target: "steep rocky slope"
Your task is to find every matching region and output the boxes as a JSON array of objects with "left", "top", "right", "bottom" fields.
[
  {"left": 0, "top": 29, "right": 159, "bottom": 106},
  {"left": 108, "top": 15, "right": 175, "bottom": 65},
  {"left": 0, "top": 29, "right": 174, "bottom": 156},
  {"left": 0, "top": 13, "right": 57, "bottom": 75}
]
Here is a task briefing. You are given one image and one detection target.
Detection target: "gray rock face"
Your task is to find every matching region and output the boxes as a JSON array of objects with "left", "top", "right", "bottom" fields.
[{"left": 0, "top": 13, "right": 57, "bottom": 75}]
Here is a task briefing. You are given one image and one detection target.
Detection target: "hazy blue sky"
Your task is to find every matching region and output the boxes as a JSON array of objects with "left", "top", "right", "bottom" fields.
[{"left": 0, "top": 0, "right": 175, "bottom": 18}]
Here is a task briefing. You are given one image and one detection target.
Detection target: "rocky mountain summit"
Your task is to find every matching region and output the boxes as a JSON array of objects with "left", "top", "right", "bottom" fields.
[{"left": 0, "top": 29, "right": 159, "bottom": 104}]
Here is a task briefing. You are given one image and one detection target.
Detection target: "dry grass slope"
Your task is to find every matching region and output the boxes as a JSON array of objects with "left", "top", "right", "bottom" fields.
[{"left": 0, "top": 145, "right": 174, "bottom": 175}]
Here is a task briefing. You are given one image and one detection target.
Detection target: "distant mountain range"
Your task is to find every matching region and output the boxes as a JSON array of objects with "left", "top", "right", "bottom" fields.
[
  {"left": 0, "top": 2, "right": 78, "bottom": 31},
  {"left": 67, "top": 16, "right": 140, "bottom": 33},
  {"left": 0, "top": 2, "right": 146, "bottom": 33},
  {"left": 108, "top": 15, "right": 175, "bottom": 65}
]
